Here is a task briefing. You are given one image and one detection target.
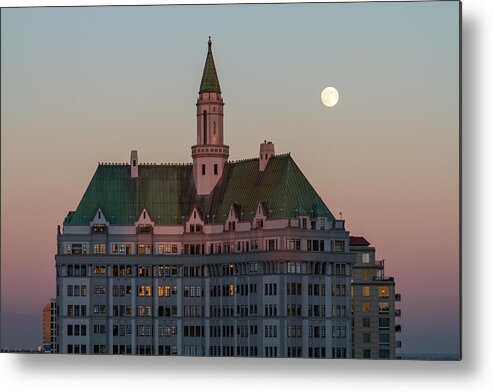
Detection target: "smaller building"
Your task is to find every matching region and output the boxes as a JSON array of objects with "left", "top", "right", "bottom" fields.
[
  {"left": 350, "top": 236, "right": 401, "bottom": 359},
  {"left": 42, "top": 299, "right": 58, "bottom": 353}
]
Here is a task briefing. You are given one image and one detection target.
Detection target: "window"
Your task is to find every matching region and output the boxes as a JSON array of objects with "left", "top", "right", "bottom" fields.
[
  {"left": 363, "top": 333, "right": 371, "bottom": 344},
  {"left": 138, "top": 285, "right": 152, "bottom": 297},
  {"left": 379, "top": 318, "right": 390, "bottom": 330},
  {"left": 363, "top": 317, "right": 371, "bottom": 328},
  {"left": 362, "top": 286, "right": 370, "bottom": 297},
  {"left": 203, "top": 111, "right": 207, "bottom": 143},
  {"left": 287, "top": 261, "right": 301, "bottom": 274},
  {"left": 331, "top": 240, "right": 345, "bottom": 252},
  {"left": 332, "top": 284, "right": 346, "bottom": 296},
  {"left": 379, "top": 302, "right": 390, "bottom": 314},
  {"left": 379, "top": 333, "right": 390, "bottom": 345},
  {"left": 332, "top": 326, "right": 346, "bottom": 338},
  {"left": 363, "top": 349, "right": 371, "bottom": 359},
  {"left": 93, "top": 243, "right": 106, "bottom": 254},
  {"left": 286, "top": 239, "right": 301, "bottom": 251},
  {"left": 362, "top": 253, "right": 370, "bottom": 263},
  {"left": 332, "top": 263, "right": 346, "bottom": 275},
  {"left": 378, "top": 286, "right": 390, "bottom": 299},
  {"left": 138, "top": 244, "right": 151, "bottom": 255},
  {"left": 362, "top": 302, "right": 371, "bottom": 312},
  {"left": 214, "top": 164, "right": 218, "bottom": 175},
  {"left": 202, "top": 164, "right": 206, "bottom": 175}
]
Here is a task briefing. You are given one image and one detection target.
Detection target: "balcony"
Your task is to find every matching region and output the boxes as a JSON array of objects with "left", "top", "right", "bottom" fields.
[
  {"left": 395, "top": 293, "right": 401, "bottom": 301},
  {"left": 375, "top": 260, "right": 385, "bottom": 267},
  {"left": 395, "top": 309, "right": 402, "bottom": 317},
  {"left": 395, "top": 324, "right": 401, "bottom": 333},
  {"left": 372, "top": 276, "right": 394, "bottom": 282}
]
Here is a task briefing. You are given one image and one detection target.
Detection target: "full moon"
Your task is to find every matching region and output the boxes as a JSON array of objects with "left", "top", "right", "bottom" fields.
[{"left": 321, "top": 87, "right": 339, "bottom": 107}]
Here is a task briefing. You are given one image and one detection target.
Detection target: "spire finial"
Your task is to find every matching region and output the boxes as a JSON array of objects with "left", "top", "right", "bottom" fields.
[{"left": 208, "top": 36, "right": 212, "bottom": 51}]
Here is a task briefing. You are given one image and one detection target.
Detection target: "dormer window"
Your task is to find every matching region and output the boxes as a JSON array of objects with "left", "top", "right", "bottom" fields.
[
  {"left": 228, "top": 221, "right": 236, "bottom": 231},
  {"left": 302, "top": 218, "right": 307, "bottom": 229},
  {"left": 189, "top": 224, "right": 202, "bottom": 233},
  {"left": 92, "top": 224, "right": 107, "bottom": 233},
  {"left": 256, "top": 219, "right": 264, "bottom": 228},
  {"left": 137, "top": 224, "right": 152, "bottom": 234}
]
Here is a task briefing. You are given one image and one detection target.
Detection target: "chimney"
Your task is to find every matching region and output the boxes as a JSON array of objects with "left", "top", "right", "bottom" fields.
[
  {"left": 130, "top": 150, "right": 138, "bottom": 178},
  {"left": 259, "top": 141, "right": 275, "bottom": 172}
]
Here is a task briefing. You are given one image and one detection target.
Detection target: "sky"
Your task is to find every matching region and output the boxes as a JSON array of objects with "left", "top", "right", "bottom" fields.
[{"left": 0, "top": 1, "right": 459, "bottom": 354}]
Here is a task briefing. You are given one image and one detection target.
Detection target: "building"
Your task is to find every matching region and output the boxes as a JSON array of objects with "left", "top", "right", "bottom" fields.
[
  {"left": 350, "top": 236, "right": 401, "bottom": 359},
  {"left": 54, "top": 38, "right": 400, "bottom": 358},
  {"left": 42, "top": 299, "right": 58, "bottom": 353}
]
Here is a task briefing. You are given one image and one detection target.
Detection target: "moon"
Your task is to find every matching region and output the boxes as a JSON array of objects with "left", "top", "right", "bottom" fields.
[{"left": 321, "top": 87, "right": 339, "bottom": 107}]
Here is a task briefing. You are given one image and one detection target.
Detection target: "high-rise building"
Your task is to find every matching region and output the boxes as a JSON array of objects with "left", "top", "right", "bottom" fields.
[
  {"left": 54, "top": 38, "right": 400, "bottom": 358},
  {"left": 350, "top": 236, "right": 401, "bottom": 359}
]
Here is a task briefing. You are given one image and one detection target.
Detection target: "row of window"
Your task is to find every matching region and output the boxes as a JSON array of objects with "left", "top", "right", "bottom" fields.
[
  {"left": 360, "top": 302, "right": 390, "bottom": 313},
  {"left": 67, "top": 344, "right": 350, "bottom": 358},
  {"left": 67, "top": 285, "right": 87, "bottom": 297},
  {"left": 65, "top": 239, "right": 347, "bottom": 256},
  {"left": 77, "top": 282, "right": 346, "bottom": 299},
  {"left": 362, "top": 349, "right": 391, "bottom": 359},
  {"left": 67, "top": 303, "right": 347, "bottom": 318},
  {"left": 62, "top": 262, "right": 349, "bottom": 278},
  {"left": 361, "top": 286, "right": 390, "bottom": 298},
  {"left": 87, "top": 324, "right": 347, "bottom": 339},
  {"left": 360, "top": 330, "right": 391, "bottom": 345},
  {"left": 66, "top": 324, "right": 87, "bottom": 336}
]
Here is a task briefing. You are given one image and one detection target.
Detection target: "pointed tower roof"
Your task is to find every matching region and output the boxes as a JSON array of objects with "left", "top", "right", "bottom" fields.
[{"left": 199, "top": 37, "right": 221, "bottom": 93}]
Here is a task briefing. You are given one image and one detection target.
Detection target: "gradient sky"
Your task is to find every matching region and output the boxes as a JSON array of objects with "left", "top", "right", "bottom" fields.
[{"left": 1, "top": 1, "right": 459, "bottom": 354}]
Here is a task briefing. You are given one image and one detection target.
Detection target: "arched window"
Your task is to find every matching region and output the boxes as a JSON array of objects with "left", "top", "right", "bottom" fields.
[{"left": 203, "top": 111, "right": 208, "bottom": 144}]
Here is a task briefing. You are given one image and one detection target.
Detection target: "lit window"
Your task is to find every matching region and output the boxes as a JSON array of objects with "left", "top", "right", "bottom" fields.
[
  {"left": 362, "top": 302, "right": 371, "bottom": 312},
  {"left": 378, "top": 302, "right": 389, "bottom": 314},
  {"left": 378, "top": 286, "right": 389, "bottom": 299},
  {"left": 362, "top": 286, "right": 370, "bottom": 297}
]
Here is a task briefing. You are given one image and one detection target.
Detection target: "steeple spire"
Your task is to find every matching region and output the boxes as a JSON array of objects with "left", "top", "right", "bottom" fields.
[
  {"left": 192, "top": 37, "right": 229, "bottom": 195},
  {"left": 200, "top": 37, "right": 221, "bottom": 93}
]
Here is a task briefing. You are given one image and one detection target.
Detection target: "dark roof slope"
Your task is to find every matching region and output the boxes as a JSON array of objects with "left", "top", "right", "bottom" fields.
[
  {"left": 65, "top": 155, "right": 335, "bottom": 225},
  {"left": 349, "top": 236, "right": 371, "bottom": 246}
]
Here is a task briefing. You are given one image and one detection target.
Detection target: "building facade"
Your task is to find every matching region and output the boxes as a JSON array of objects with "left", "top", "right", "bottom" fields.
[
  {"left": 42, "top": 299, "right": 58, "bottom": 353},
  {"left": 54, "top": 39, "right": 399, "bottom": 358},
  {"left": 350, "top": 237, "right": 401, "bottom": 359}
]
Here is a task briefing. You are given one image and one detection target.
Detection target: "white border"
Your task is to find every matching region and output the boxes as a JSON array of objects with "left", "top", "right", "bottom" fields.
[{"left": 1, "top": 0, "right": 491, "bottom": 390}]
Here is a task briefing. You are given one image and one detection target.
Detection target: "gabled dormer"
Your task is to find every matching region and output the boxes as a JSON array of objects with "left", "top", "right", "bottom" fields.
[
  {"left": 136, "top": 208, "right": 154, "bottom": 234},
  {"left": 187, "top": 207, "right": 204, "bottom": 233},
  {"left": 225, "top": 203, "right": 241, "bottom": 231},
  {"left": 252, "top": 201, "right": 268, "bottom": 229},
  {"left": 90, "top": 208, "right": 109, "bottom": 233}
]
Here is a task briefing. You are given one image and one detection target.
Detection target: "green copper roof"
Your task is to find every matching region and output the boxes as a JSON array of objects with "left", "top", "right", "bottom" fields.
[
  {"left": 64, "top": 155, "right": 335, "bottom": 225},
  {"left": 199, "top": 37, "right": 221, "bottom": 93}
]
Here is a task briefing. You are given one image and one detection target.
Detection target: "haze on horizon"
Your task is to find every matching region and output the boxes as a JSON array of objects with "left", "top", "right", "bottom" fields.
[{"left": 1, "top": 2, "right": 459, "bottom": 355}]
